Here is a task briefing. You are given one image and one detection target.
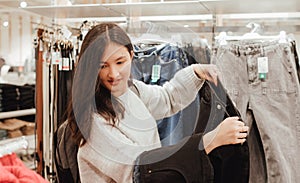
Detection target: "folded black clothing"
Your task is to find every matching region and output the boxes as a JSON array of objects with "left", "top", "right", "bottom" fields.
[
  {"left": 0, "top": 83, "right": 18, "bottom": 90},
  {"left": 0, "top": 92, "right": 34, "bottom": 100},
  {"left": 19, "top": 96, "right": 34, "bottom": 102},
  {"left": 0, "top": 106, "right": 19, "bottom": 112},
  {"left": 0, "top": 98, "right": 19, "bottom": 103},
  {"left": 0, "top": 84, "right": 35, "bottom": 95},
  {"left": 19, "top": 104, "right": 35, "bottom": 110},
  {"left": 0, "top": 92, "right": 18, "bottom": 98},
  {"left": 0, "top": 103, "right": 18, "bottom": 108}
]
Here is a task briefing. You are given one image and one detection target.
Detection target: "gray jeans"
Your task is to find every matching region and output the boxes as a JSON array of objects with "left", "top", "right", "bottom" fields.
[{"left": 212, "top": 41, "right": 300, "bottom": 183}]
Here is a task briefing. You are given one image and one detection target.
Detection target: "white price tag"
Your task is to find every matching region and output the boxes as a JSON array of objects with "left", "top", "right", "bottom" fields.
[
  {"left": 257, "top": 57, "right": 268, "bottom": 74},
  {"left": 62, "top": 58, "right": 70, "bottom": 71},
  {"left": 151, "top": 65, "right": 161, "bottom": 82},
  {"left": 51, "top": 52, "right": 61, "bottom": 65}
]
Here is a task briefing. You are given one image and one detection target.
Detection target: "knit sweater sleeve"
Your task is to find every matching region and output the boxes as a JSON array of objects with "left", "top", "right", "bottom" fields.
[
  {"left": 77, "top": 118, "right": 139, "bottom": 183},
  {"left": 78, "top": 142, "right": 134, "bottom": 183},
  {"left": 78, "top": 113, "right": 161, "bottom": 183},
  {"left": 133, "top": 65, "right": 204, "bottom": 120}
]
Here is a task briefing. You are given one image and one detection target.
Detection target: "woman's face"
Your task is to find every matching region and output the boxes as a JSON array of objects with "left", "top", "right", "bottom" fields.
[{"left": 99, "top": 42, "right": 133, "bottom": 97}]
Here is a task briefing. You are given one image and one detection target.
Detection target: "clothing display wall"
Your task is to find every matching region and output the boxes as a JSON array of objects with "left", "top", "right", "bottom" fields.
[
  {"left": 211, "top": 39, "right": 300, "bottom": 183},
  {"left": 35, "top": 28, "right": 77, "bottom": 181}
]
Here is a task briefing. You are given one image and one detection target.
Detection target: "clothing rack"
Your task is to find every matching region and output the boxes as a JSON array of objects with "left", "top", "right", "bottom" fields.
[
  {"left": 0, "top": 136, "right": 28, "bottom": 157},
  {"left": 215, "top": 22, "right": 288, "bottom": 45},
  {"left": 35, "top": 21, "right": 81, "bottom": 182},
  {"left": 215, "top": 31, "right": 288, "bottom": 45},
  {"left": 0, "top": 109, "right": 36, "bottom": 120}
]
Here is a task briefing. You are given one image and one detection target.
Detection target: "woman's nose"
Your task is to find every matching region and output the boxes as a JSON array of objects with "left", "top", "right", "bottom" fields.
[{"left": 108, "top": 66, "right": 120, "bottom": 78}]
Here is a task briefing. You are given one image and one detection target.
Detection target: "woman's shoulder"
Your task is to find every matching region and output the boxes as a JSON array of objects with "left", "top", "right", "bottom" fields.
[{"left": 129, "top": 79, "right": 142, "bottom": 97}]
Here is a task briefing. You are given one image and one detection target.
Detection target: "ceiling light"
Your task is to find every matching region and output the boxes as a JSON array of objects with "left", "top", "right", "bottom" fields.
[
  {"left": 20, "top": 1, "right": 27, "bottom": 8},
  {"left": 184, "top": 25, "right": 190, "bottom": 28},
  {"left": 3, "top": 21, "right": 9, "bottom": 27},
  {"left": 139, "top": 15, "right": 212, "bottom": 21}
]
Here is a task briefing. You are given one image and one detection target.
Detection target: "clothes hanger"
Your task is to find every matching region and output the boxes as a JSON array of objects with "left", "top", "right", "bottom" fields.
[
  {"left": 131, "top": 21, "right": 176, "bottom": 46},
  {"left": 215, "top": 23, "right": 288, "bottom": 45}
]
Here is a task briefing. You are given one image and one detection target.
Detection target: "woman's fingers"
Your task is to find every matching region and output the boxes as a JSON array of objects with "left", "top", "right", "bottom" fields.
[
  {"left": 203, "top": 117, "right": 249, "bottom": 153},
  {"left": 237, "top": 131, "right": 248, "bottom": 139},
  {"left": 240, "top": 126, "right": 249, "bottom": 133},
  {"left": 193, "top": 64, "right": 220, "bottom": 85},
  {"left": 220, "top": 116, "right": 249, "bottom": 145},
  {"left": 236, "top": 138, "right": 247, "bottom": 144}
]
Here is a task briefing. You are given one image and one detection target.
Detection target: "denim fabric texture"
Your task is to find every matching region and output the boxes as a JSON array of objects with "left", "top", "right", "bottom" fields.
[
  {"left": 195, "top": 80, "right": 249, "bottom": 183},
  {"left": 212, "top": 41, "right": 300, "bottom": 183},
  {"left": 132, "top": 44, "right": 198, "bottom": 146}
]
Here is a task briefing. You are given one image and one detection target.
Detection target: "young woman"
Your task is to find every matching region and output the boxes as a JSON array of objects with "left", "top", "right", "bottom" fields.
[{"left": 67, "top": 23, "right": 249, "bottom": 182}]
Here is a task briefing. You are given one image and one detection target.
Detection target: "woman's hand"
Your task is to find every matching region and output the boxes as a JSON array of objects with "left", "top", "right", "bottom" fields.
[
  {"left": 192, "top": 64, "right": 220, "bottom": 85},
  {"left": 203, "top": 117, "right": 249, "bottom": 154}
]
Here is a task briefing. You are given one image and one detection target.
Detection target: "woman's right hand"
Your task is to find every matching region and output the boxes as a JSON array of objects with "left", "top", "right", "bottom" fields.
[{"left": 203, "top": 116, "right": 249, "bottom": 154}]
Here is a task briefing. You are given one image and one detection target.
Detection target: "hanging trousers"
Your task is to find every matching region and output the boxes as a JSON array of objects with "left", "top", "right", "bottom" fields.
[
  {"left": 131, "top": 44, "right": 199, "bottom": 146},
  {"left": 212, "top": 40, "right": 300, "bottom": 183},
  {"left": 195, "top": 80, "right": 249, "bottom": 183}
]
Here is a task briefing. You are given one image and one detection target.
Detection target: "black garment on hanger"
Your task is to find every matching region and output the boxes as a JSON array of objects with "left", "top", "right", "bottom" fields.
[
  {"left": 57, "top": 70, "right": 73, "bottom": 126},
  {"left": 134, "top": 133, "right": 214, "bottom": 183},
  {"left": 134, "top": 80, "right": 249, "bottom": 183},
  {"left": 195, "top": 79, "right": 249, "bottom": 183},
  {"left": 290, "top": 40, "right": 300, "bottom": 83}
]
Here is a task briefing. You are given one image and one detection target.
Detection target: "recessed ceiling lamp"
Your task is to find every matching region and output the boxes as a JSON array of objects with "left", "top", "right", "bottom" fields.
[
  {"left": 20, "top": 1, "right": 27, "bottom": 8},
  {"left": 3, "top": 21, "right": 9, "bottom": 27}
]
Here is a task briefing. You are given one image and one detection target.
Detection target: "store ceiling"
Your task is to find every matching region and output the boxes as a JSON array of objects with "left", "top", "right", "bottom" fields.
[
  {"left": 0, "top": 0, "right": 300, "bottom": 17},
  {"left": 1, "top": 0, "right": 300, "bottom": 33}
]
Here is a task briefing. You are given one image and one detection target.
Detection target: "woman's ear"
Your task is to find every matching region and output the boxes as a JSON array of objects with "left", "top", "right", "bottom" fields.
[{"left": 130, "top": 50, "right": 134, "bottom": 60}]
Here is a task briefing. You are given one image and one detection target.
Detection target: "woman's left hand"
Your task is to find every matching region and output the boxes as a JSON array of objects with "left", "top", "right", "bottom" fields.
[{"left": 192, "top": 64, "right": 220, "bottom": 85}]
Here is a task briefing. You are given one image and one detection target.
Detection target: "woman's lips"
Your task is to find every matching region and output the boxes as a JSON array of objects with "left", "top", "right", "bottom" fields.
[{"left": 108, "top": 79, "right": 121, "bottom": 86}]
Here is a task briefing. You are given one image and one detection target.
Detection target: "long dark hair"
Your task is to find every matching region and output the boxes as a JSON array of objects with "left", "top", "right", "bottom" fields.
[{"left": 67, "top": 23, "right": 133, "bottom": 146}]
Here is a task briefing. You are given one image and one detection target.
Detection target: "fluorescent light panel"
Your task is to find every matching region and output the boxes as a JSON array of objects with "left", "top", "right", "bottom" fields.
[
  {"left": 58, "top": 12, "right": 300, "bottom": 24},
  {"left": 222, "top": 12, "right": 300, "bottom": 19}
]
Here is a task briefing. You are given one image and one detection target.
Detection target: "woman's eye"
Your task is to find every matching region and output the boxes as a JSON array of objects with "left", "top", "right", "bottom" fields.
[
  {"left": 100, "top": 64, "right": 107, "bottom": 69},
  {"left": 116, "top": 61, "right": 124, "bottom": 65}
]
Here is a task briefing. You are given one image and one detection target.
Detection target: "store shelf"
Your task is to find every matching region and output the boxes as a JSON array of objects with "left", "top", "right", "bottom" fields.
[{"left": 0, "top": 109, "right": 36, "bottom": 120}]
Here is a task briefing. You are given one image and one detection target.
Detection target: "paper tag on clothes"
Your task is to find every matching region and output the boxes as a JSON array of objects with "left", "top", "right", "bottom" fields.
[
  {"left": 257, "top": 57, "right": 268, "bottom": 79},
  {"left": 51, "top": 52, "right": 61, "bottom": 65},
  {"left": 62, "top": 58, "right": 70, "bottom": 71},
  {"left": 151, "top": 65, "right": 161, "bottom": 83}
]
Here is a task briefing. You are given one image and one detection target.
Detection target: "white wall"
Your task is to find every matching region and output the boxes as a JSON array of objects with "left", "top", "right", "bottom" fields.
[
  {"left": 0, "top": 12, "right": 49, "bottom": 67},
  {"left": 0, "top": 14, "right": 10, "bottom": 64}
]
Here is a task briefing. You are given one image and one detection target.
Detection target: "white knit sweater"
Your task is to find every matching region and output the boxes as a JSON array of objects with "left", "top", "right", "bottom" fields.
[{"left": 78, "top": 65, "right": 204, "bottom": 183}]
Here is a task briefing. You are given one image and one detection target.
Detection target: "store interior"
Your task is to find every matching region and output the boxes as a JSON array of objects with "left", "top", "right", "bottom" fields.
[{"left": 0, "top": 0, "right": 300, "bottom": 182}]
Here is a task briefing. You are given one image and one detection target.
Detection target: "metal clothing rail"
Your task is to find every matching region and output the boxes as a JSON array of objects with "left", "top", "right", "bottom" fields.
[{"left": 0, "top": 108, "right": 36, "bottom": 120}]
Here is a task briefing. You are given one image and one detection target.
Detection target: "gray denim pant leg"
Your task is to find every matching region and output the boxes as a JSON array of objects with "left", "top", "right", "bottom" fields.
[{"left": 212, "top": 41, "right": 300, "bottom": 183}]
